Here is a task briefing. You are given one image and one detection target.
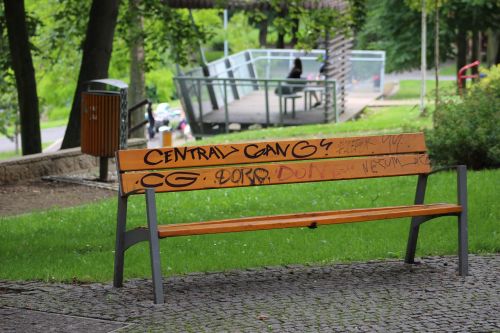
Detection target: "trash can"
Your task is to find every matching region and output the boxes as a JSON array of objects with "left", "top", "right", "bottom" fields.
[{"left": 81, "top": 79, "right": 128, "bottom": 181}]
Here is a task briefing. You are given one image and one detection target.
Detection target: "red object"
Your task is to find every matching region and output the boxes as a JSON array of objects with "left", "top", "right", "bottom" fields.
[{"left": 457, "top": 60, "right": 480, "bottom": 96}]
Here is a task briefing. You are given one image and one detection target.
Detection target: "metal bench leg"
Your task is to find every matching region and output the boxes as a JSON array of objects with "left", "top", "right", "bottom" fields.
[
  {"left": 405, "top": 220, "right": 420, "bottom": 264},
  {"left": 145, "top": 188, "right": 165, "bottom": 304},
  {"left": 113, "top": 195, "right": 128, "bottom": 288},
  {"left": 457, "top": 165, "right": 468, "bottom": 276},
  {"left": 405, "top": 174, "right": 428, "bottom": 264}
]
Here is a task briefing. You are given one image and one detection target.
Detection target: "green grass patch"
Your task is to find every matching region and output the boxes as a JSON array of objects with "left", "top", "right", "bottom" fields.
[
  {"left": 0, "top": 150, "right": 22, "bottom": 160},
  {"left": 0, "top": 142, "right": 53, "bottom": 161},
  {"left": 198, "top": 105, "right": 432, "bottom": 145},
  {"left": 0, "top": 169, "right": 498, "bottom": 282},
  {"left": 389, "top": 80, "right": 456, "bottom": 100},
  {"left": 41, "top": 119, "right": 67, "bottom": 129},
  {"left": 1, "top": 119, "right": 66, "bottom": 140},
  {"left": 439, "top": 64, "right": 457, "bottom": 76}
]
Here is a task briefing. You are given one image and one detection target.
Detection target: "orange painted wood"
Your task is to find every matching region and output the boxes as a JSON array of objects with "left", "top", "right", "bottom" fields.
[
  {"left": 117, "top": 133, "right": 427, "bottom": 171},
  {"left": 161, "top": 204, "right": 453, "bottom": 229},
  {"left": 120, "top": 153, "right": 431, "bottom": 195},
  {"left": 156, "top": 204, "right": 462, "bottom": 238}
]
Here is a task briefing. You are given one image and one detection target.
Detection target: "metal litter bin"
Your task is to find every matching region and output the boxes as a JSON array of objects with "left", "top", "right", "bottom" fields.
[{"left": 81, "top": 79, "right": 128, "bottom": 181}]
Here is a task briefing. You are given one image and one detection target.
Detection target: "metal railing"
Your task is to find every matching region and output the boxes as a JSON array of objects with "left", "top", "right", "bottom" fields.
[
  {"left": 128, "top": 99, "right": 154, "bottom": 138},
  {"left": 184, "top": 48, "right": 385, "bottom": 94},
  {"left": 175, "top": 48, "right": 384, "bottom": 137},
  {"left": 174, "top": 76, "right": 336, "bottom": 137}
]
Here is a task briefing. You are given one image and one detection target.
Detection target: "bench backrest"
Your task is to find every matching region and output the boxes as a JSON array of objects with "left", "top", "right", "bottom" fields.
[{"left": 116, "top": 133, "right": 430, "bottom": 196}]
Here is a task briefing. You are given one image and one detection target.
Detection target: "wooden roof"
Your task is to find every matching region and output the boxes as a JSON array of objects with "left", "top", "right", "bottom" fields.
[{"left": 164, "top": 0, "right": 348, "bottom": 10}]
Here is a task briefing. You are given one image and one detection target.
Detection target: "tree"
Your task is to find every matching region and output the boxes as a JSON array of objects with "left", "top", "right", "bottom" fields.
[
  {"left": 357, "top": 0, "right": 453, "bottom": 72},
  {"left": 0, "top": 4, "right": 18, "bottom": 147},
  {"left": 61, "top": 0, "right": 120, "bottom": 149},
  {"left": 442, "top": 1, "right": 500, "bottom": 78},
  {"left": 3, "top": 0, "right": 41, "bottom": 155}
]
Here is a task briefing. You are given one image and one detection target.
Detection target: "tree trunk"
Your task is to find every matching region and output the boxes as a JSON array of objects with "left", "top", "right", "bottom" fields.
[
  {"left": 275, "top": 10, "right": 286, "bottom": 49},
  {"left": 497, "top": 36, "right": 500, "bottom": 64},
  {"left": 276, "top": 32, "right": 285, "bottom": 49},
  {"left": 456, "top": 26, "right": 468, "bottom": 90},
  {"left": 3, "top": 0, "right": 42, "bottom": 155},
  {"left": 486, "top": 29, "right": 499, "bottom": 66},
  {"left": 258, "top": 17, "right": 268, "bottom": 47},
  {"left": 290, "top": 18, "right": 299, "bottom": 47},
  {"left": 61, "top": 0, "right": 120, "bottom": 149},
  {"left": 128, "top": 0, "right": 146, "bottom": 139},
  {"left": 471, "top": 29, "right": 480, "bottom": 80}
]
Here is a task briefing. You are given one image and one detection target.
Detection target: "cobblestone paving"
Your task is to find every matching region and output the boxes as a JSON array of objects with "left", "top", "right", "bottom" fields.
[{"left": 1, "top": 255, "right": 499, "bottom": 332}]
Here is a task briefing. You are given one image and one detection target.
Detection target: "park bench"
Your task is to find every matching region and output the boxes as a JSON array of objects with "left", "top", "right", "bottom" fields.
[{"left": 113, "top": 132, "right": 468, "bottom": 304}]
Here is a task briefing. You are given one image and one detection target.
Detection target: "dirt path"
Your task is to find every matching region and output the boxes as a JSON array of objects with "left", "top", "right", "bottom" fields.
[{"left": 0, "top": 180, "right": 115, "bottom": 217}]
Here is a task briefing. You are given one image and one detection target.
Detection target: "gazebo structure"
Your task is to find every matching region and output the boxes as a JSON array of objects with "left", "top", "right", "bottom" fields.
[{"left": 166, "top": 0, "right": 354, "bottom": 137}]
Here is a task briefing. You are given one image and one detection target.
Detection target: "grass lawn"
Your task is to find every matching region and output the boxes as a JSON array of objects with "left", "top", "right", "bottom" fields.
[
  {"left": 0, "top": 168, "right": 498, "bottom": 282},
  {"left": 0, "top": 142, "right": 53, "bottom": 161},
  {"left": 199, "top": 105, "right": 432, "bottom": 145},
  {"left": 439, "top": 63, "right": 457, "bottom": 76},
  {"left": 0, "top": 106, "right": 497, "bottom": 283},
  {"left": 0, "top": 150, "right": 22, "bottom": 160},
  {"left": 0, "top": 119, "right": 66, "bottom": 141},
  {"left": 389, "top": 80, "right": 456, "bottom": 100}
]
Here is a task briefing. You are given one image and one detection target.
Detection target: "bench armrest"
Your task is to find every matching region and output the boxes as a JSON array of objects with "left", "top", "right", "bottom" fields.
[{"left": 427, "top": 165, "right": 467, "bottom": 208}]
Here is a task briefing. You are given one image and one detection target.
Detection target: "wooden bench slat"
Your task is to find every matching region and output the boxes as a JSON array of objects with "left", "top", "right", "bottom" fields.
[
  {"left": 159, "top": 203, "right": 456, "bottom": 230},
  {"left": 157, "top": 203, "right": 462, "bottom": 238},
  {"left": 120, "top": 153, "right": 431, "bottom": 195},
  {"left": 117, "top": 133, "right": 427, "bottom": 171}
]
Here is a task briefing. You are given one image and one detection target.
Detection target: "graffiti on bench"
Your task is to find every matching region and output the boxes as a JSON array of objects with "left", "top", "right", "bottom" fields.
[
  {"left": 121, "top": 153, "right": 430, "bottom": 194},
  {"left": 117, "top": 133, "right": 427, "bottom": 172}
]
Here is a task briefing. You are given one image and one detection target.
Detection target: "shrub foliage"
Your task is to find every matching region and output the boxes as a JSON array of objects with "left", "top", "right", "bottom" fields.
[{"left": 426, "top": 65, "right": 500, "bottom": 169}]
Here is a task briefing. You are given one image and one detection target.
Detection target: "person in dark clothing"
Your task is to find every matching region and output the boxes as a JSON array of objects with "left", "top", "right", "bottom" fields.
[
  {"left": 276, "top": 58, "right": 303, "bottom": 95},
  {"left": 287, "top": 57, "right": 302, "bottom": 79}
]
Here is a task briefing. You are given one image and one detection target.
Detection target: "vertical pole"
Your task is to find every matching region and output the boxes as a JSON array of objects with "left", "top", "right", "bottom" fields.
[
  {"left": 435, "top": 0, "right": 440, "bottom": 107},
  {"left": 264, "top": 80, "right": 270, "bottom": 127},
  {"left": 405, "top": 174, "right": 428, "bottom": 264},
  {"left": 457, "top": 165, "right": 468, "bottom": 275},
  {"left": 381, "top": 52, "right": 386, "bottom": 96},
  {"left": 332, "top": 81, "right": 337, "bottom": 123},
  {"left": 266, "top": 50, "right": 271, "bottom": 79},
  {"left": 196, "top": 79, "right": 204, "bottom": 136},
  {"left": 99, "top": 157, "right": 109, "bottom": 182},
  {"left": 223, "top": 79, "right": 229, "bottom": 133},
  {"left": 113, "top": 194, "right": 128, "bottom": 288},
  {"left": 145, "top": 188, "right": 164, "bottom": 304},
  {"left": 278, "top": 81, "right": 283, "bottom": 125},
  {"left": 119, "top": 88, "right": 128, "bottom": 150},
  {"left": 324, "top": 28, "right": 333, "bottom": 123},
  {"left": 223, "top": 10, "right": 229, "bottom": 58},
  {"left": 420, "top": 0, "right": 427, "bottom": 114}
]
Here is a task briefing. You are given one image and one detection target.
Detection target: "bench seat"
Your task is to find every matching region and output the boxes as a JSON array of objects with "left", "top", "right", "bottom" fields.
[{"left": 156, "top": 203, "right": 462, "bottom": 238}]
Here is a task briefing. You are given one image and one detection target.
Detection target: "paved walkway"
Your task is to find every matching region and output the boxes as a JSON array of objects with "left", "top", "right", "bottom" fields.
[{"left": 1, "top": 254, "right": 499, "bottom": 332}]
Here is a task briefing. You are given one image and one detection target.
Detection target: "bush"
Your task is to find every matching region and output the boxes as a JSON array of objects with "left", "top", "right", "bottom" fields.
[{"left": 426, "top": 65, "right": 500, "bottom": 169}]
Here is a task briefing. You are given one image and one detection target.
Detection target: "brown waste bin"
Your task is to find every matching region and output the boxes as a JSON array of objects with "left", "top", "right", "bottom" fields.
[{"left": 80, "top": 79, "right": 128, "bottom": 180}]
